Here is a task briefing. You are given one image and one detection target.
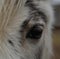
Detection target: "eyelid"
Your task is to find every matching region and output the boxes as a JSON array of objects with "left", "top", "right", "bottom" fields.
[
  {"left": 34, "top": 23, "right": 44, "bottom": 28},
  {"left": 34, "top": 23, "right": 44, "bottom": 30}
]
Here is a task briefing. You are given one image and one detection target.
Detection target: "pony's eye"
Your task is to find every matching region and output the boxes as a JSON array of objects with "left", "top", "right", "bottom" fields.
[{"left": 26, "top": 24, "right": 43, "bottom": 40}]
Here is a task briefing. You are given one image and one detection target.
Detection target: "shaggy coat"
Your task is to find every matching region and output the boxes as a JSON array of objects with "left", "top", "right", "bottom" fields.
[{"left": 0, "top": 0, "right": 54, "bottom": 59}]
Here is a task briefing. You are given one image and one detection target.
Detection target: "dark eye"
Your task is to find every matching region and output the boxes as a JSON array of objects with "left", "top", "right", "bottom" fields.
[{"left": 26, "top": 24, "right": 43, "bottom": 39}]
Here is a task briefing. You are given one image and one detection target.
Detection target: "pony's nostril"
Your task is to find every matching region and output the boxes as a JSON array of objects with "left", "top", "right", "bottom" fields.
[{"left": 26, "top": 24, "right": 43, "bottom": 39}]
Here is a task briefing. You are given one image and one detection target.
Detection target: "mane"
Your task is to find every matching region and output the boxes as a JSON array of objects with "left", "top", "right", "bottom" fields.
[{"left": 0, "top": 0, "right": 25, "bottom": 31}]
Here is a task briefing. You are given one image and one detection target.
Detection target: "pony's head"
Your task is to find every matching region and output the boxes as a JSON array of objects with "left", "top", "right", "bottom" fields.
[{"left": 0, "top": 0, "right": 53, "bottom": 59}]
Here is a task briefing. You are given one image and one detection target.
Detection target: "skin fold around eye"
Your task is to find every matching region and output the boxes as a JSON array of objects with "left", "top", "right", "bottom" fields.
[{"left": 26, "top": 24, "right": 43, "bottom": 39}]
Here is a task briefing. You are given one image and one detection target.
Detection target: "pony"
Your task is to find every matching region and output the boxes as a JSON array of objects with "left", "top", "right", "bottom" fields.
[{"left": 0, "top": 0, "right": 54, "bottom": 59}]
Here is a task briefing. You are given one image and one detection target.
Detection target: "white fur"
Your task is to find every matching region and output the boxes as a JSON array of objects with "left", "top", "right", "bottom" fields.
[{"left": 0, "top": 0, "right": 54, "bottom": 59}]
